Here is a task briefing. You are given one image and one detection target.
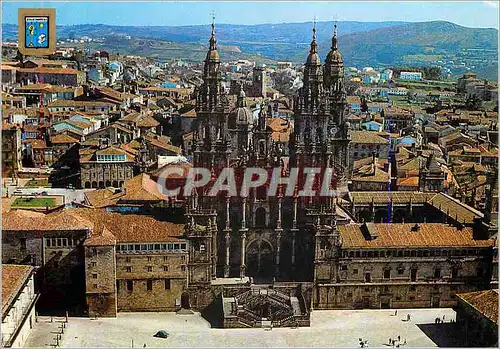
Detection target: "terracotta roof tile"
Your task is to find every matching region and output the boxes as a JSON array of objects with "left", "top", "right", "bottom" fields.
[
  {"left": 350, "top": 131, "right": 389, "bottom": 144},
  {"left": 2, "top": 209, "right": 93, "bottom": 231},
  {"left": 50, "top": 134, "right": 80, "bottom": 144},
  {"left": 83, "top": 226, "right": 116, "bottom": 246},
  {"left": 2, "top": 265, "right": 34, "bottom": 313},
  {"left": 456, "top": 289, "right": 499, "bottom": 323},
  {"left": 339, "top": 223, "right": 495, "bottom": 249},
  {"left": 72, "top": 208, "right": 185, "bottom": 243},
  {"left": 427, "top": 192, "right": 484, "bottom": 224}
]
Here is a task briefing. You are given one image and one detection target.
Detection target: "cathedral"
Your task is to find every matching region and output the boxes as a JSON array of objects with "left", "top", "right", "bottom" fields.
[{"left": 184, "top": 20, "right": 351, "bottom": 323}]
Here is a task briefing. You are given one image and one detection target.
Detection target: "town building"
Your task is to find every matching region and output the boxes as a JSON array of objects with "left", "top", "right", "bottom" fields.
[
  {"left": 399, "top": 71, "right": 423, "bottom": 81},
  {"left": 79, "top": 145, "right": 135, "bottom": 188},
  {"left": 17, "top": 67, "right": 86, "bottom": 86},
  {"left": 2, "top": 124, "right": 22, "bottom": 178}
]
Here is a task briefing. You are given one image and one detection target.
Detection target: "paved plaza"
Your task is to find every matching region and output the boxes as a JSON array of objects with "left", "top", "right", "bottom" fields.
[{"left": 25, "top": 308, "right": 462, "bottom": 348}]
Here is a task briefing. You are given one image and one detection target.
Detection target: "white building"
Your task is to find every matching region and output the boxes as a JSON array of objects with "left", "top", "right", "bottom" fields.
[
  {"left": 400, "top": 71, "right": 423, "bottom": 81},
  {"left": 1, "top": 265, "right": 38, "bottom": 348}
]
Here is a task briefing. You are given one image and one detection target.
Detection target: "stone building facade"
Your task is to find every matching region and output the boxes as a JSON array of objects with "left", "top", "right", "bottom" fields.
[
  {"left": 2, "top": 210, "right": 90, "bottom": 313},
  {"left": 2, "top": 124, "right": 22, "bottom": 178},
  {"left": 80, "top": 145, "right": 135, "bottom": 188},
  {"left": 314, "top": 223, "right": 495, "bottom": 309}
]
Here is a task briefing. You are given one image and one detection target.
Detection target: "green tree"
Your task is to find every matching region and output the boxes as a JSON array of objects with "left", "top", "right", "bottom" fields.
[
  {"left": 360, "top": 96, "right": 368, "bottom": 113},
  {"left": 465, "top": 94, "right": 482, "bottom": 111}
]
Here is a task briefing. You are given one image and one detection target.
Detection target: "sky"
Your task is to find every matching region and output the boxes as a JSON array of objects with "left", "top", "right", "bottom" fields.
[{"left": 2, "top": 1, "right": 499, "bottom": 28}]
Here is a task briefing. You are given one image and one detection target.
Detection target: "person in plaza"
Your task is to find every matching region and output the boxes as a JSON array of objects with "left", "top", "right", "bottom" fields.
[{"left": 398, "top": 335, "right": 400, "bottom": 342}]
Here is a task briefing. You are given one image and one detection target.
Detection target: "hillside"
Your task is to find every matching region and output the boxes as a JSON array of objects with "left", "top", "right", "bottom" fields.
[{"left": 3, "top": 20, "right": 497, "bottom": 80}]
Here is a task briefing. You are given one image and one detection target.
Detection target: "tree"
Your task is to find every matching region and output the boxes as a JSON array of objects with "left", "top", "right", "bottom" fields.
[
  {"left": 16, "top": 49, "right": 24, "bottom": 66},
  {"left": 360, "top": 96, "right": 368, "bottom": 113},
  {"left": 465, "top": 94, "right": 482, "bottom": 111},
  {"left": 70, "top": 50, "right": 85, "bottom": 71}
]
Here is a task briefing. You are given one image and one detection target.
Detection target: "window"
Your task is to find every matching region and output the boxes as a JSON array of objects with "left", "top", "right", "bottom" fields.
[
  {"left": 163, "top": 256, "right": 168, "bottom": 262},
  {"left": 180, "top": 265, "right": 186, "bottom": 272},
  {"left": 409, "top": 286, "right": 416, "bottom": 291},
  {"left": 93, "top": 284, "right": 98, "bottom": 289},
  {"left": 477, "top": 267, "right": 484, "bottom": 277},
  {"left": 353, "top": 269, "right": 358, "bottom": 275},
  {"left": 147, "top": 280, "right": 153, "bottom": 291},
  {"left": 165, "top": 279, "right": 171, "bottom": 290},
  {"left": 116, "top": 280, "right": 120, "bottom": 292},
  {"left": 410, "top": 269, "right": 417, "bottom": 281},
  {"left": 398, "top": 268, "right": 404, "bottom": 275},
  {"left": 365, "top": 273, "right": 371, "bottom": 282},
  {"left": 434, "top": 268, "right": 441, "bottom": 278},
  {"left": 163, "top": 266, "right": 169, "bottom": 272},
  {"left": 147, "top": 266, "right": 153, "bottom": 272},
  {"left": 126, "top": 266, "right": 132, "bottom": 272},
  {"left": 125, "top": 257, "right": 131, "bottom": 263},
  {"left": 91, "top": 261, "right": 97, "bottom": 267},
  {"left": 57, "top": 239, "right": 62, "bottom": 247},
  {"left": 147, "top": 257, "right": 152, "bottom": 262},
  {"left": 451, "top": 268, "right": 458, "bottom": 279},
  {"left": 127, "top": 280, "right": 133, "bottom": 292},
  {"left": 46, "top": 239, "right": 51, "bottom": 247},
  {"left": 383, "top": 286, "right": 389, "bottom": 292},
  {"left": 92, "top": 273, "right": 98, "bottom": 279},
  {"left": 20, "top": 238, "right": 27, "bottom": 250},
  {"left": 181, "top": 256, "right": 186, "bottom": 262},
  {"left": 384, "top": 269, "right": 390, "bottom": 279},
  {"left": 341, "top": 265, "right": 348, "bottom": 271}
]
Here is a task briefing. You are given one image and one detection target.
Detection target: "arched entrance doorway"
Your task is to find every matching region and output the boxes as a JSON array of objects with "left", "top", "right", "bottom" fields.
[
  {"left": 246, "top": 239, "right": 274, "bottom": 282},
  {"left": 254, "top": 207, "right": 267, "bottom": 228},
  {"left": 181, "top": 292, "right": 190, "bottom": 309}
]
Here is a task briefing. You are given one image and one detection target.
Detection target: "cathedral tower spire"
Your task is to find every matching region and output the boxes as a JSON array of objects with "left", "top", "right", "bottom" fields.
[{"left": 324, "top": 22, "right": 345, "bottom": 94}]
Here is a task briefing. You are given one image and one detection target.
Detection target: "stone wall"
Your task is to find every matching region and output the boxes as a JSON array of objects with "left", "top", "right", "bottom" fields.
[
  {"left": 115, "top": 252, "right": 188, "bottom": 312},
  {"left": 2, "top": 229, "right": 88, "bottom": 313},
  {"left": 85, "top": 245, "right": 117, "bottom": 317},
  {"left": 313, "top": 248, "right": 493, "bottom": 309}
]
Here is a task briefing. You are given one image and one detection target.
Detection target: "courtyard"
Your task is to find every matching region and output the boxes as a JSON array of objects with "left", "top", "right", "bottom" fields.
[
  {"left": 11, "top": 196, "right": 57, "bottom": 208},
  {"left": 25, "top": 308, "right": 462, "bottom": 348}
]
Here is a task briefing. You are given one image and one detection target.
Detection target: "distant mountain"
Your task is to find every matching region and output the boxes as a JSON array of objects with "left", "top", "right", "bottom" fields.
[
  {"left": 313, "top": 21, "right": 498, "bottom": 65},
  {"left": 3, "top": 20, "right": 497, "bottom": 80},
  {"left": 2, "top": 21, "right": 406, "bottom": 45}
]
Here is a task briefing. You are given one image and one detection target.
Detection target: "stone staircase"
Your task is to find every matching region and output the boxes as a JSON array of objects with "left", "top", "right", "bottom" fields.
[{"left": 224, "top": 285, "right": 307, "bottom": 328}]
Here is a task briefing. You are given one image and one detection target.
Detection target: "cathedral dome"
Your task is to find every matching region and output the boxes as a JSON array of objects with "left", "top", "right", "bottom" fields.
[
  {"left": 206, "top": 49, "right": 220, "bottom": 62},
  {"left": 325, "top": 24, "right": 343, "bottom": 65},
  {"left": 230, "top": 89, "right": 253, "bottom": 126},
  {"left": 307, "top": 52, "right": 321, "bottom": 65},
  {"left": 326, "top": 50, "right": 343, "bottom": 64}
]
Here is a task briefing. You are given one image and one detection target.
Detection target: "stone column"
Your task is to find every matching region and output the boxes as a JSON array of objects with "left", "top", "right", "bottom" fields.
[
  {"left": 224, "top": 196, "right": 231, "bottom": 278},
  {"left": 211, "top": 216, "right": 217, "bottom": 279},
  {"left": 240, "top": 198, "right": 248, "bottom": 278},
  {"left": 275, "top": 196, "right": 283, "bottom": 277},
  {"left": 291, "top": 197, "right": 298, "bottom": 271}
]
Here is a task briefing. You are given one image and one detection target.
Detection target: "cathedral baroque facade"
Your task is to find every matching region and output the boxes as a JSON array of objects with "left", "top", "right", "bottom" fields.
[{"left": 185, "top": 22, "right": 351, "bottom": 310}]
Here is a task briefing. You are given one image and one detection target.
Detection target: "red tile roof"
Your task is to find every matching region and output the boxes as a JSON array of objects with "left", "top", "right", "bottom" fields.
[
  {"left": 456, "top": 289, "right": 499, "bottom": 324},
  {"left": 339, "top": 223, "right": 495, "bottom": 249},
  {"left": 2, "top": 265, "right": 34, "bottom": 313}
]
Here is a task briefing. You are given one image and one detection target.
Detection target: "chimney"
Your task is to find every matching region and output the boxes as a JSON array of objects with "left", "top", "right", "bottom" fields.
[{"left": 472, "top": 217, "right": 490, "bottom": 240}]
